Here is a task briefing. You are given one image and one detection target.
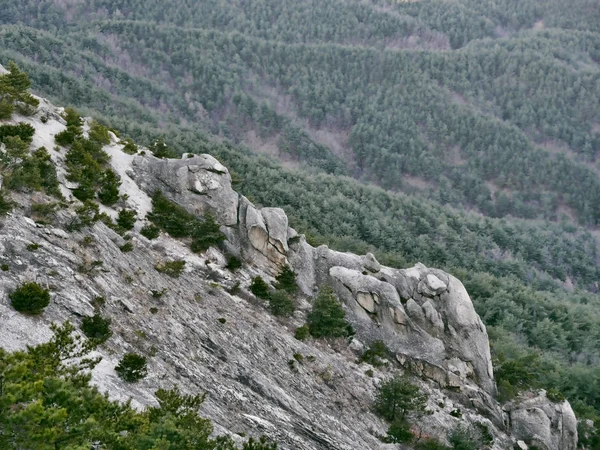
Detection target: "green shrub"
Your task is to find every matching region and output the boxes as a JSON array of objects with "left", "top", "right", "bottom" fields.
[
  {"left": 374, "top": 375, "right": 427, "bottom": 423},
  {"left": 120, "top": 242, "right": 134, "bottom": 252},
  {"left": 225, "top": 254, "right": 242, "bottom": 271},
  {"left": 359, "top": 340, "right": 390, "bottom": 366},
  {"left": 117, "top": 209, "right": 137, "bottom": 230},
  {"left": 140, "top": 223, "right": 161, "bottom": 239},
  {"left": 115, "top": 353, "right": 148, "bottom": 382},
  {"left": 26, "top": 243, "right": 39, "bottom": 251},
  {"left": 414, "top": 440, "right": 450, "bottom": 450},
  {"left": 294, "top": 325, "right": 310, "bottom": 341},
  {"left": 250, "top": 276, "right": 270, "bottom": 299},
  {"left": 0, "top": 98, "right": 14, "bottom": 119},
  {"left": 275, "top": 265, "right": 298, "bottom": 293},
  {"left": 55, "top": 108, "right": 83, "bottom": 146},
  {"left": 448, "top": 424, "right": 490, "bottom": 450},
  {"left": 306, "top": 287, "right": 349, "bottom": 338},
  {"left": 97, "top": 169, "right": 121, "bottom": 205},
  {"left": 0, "top": 190, "right": 15, "bottom": 215},
  {"left": 147, "top": 191, "right": 195, "bottom": 238},
  {"left": 3, "top": 135, "right": 29, "bottom": 159},
  {"left": 9, "top": 281, "right": 51, "bottom": 315},
  {"left": 269, "top": 290, "right": 295, "bottom": 317},
  {"left": 30, "top": 202, "right": 58, "bottom": 225},
  {"left": 0, "top": 122, "right": 35, "bottom": 144},
  {"left": 121, "top": 138, "right": 138, "bottom": 154},
  {"left": 546, "top": 388, "right": 566, "bottom": 403},
  {"left": 88, "top": 120, "right": 111, "bottom": 145},
  {"left": 189, "top": 213, "right": 225, "bottom": 252},
  {"left": 385, "top": 419, "right": 413, "bottom": 444},
  {"left": 149, "top": 137, "right": 176, "bottom": 158},
  {"left": 0, "top": 62, "right": 39, "bottom": 118},
  {"left": 155, "top": 260, "right": 185, "bottom": 278},
  {"left": 81, "top": 313, "right": 112, "bottom": 344}
]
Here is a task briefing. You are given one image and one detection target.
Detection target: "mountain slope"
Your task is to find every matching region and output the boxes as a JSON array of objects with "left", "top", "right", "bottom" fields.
[{"left": 1, "top": 91, "right": 582, "bottom": 449}]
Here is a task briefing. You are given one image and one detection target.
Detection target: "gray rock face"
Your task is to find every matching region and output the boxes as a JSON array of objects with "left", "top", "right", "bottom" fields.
[
  {"left": 131, "top": 154, "right": 239, "bottom": 227},
  {"left": 506, "top": 392, "right": 578, "bottom": 450},
  {"left": 0, "top": 97, "right": 579, "bottom": 449}
]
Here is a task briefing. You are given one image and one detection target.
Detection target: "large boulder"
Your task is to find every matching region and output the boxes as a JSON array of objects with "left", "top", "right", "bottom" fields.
[
  {"left": 506, "top": 392, "right": 578, "bottom": 450},
  {"left": 131, "top": 154, "right": 239, "bottom": 227}
]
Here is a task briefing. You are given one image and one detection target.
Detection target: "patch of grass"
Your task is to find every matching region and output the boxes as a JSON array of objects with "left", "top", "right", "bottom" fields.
[
  {"left": 26, "top": 243, "right": 40, "bottom": 251},
  {"left": 119, "top": 242, "right": 134, "bottom": 253},
  {"left": 155, "top": 260, "right": 185, "bottom": 278},
  {"left": 294, "top": 325, "right": 310, "bottom": 341}
]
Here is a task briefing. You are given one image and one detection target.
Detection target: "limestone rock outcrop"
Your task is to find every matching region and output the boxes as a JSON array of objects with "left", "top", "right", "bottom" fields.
[
  {"left": 0, "top": 97, "right": 580, "bottom": 449},
  {"left": 506, "top": 392, "right": 578, "bottom": 450}
]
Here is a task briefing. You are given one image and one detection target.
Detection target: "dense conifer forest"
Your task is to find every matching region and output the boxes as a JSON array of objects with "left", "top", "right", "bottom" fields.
[{"left": 1, "top": 0, "right": 600, "bottom": 445}]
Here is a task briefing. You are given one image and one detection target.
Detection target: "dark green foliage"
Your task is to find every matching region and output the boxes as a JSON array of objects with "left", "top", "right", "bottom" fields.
[
  {"left": 140, "top": 223, "right": 161, "bottom": 239},
  {"left": 268, "top": 290, "right": 295, "bottom": 317},
  {"left": 88, "top": 120, "right": 111, "bottom": 145},
  {"left": 149, "top": 137, "right": 176, "bottom": 158},
  {"left": 385, "top": 419, "right": 413, "bottom": 444},
  {"left": 0, "top": 61, "right": 38, "bottom": 118},
  {"left": 3, "top": 135, "right": 28, "bottom": 159},
  {"left": 30, "top": 202, "right": 57, "bottom": 224},
  {"left": 7, "top": 146, "right": 62, "bottom": 197},
  {"left": 115, "top": 352, "right": 148, "bottom": 382},
  {"left": 294, "top": 325, "right": 310, "bottom": 341},
  {"left": 448, "top": 424, "right": 491, "bottom": 450},
  {"left": 217, "top": 317, "right": 227, "bottom": 324},
  {"left": 5, "top": 0, "right": 600, "bottom": 423},
  {"left": 274, "top": 265, "right": 298, "bottom": 294},
  {"left": 306, "top": 287, "right": 349, "bottom": 338},
  {"left": 0, "top": 322, "right": 277, "bottom": 448},
  {"left": 120, "top": 242, "right": 134, "bottom": 252},
  {"left": 0, "top": 122, "right": 35, "bottom": 143},
  {"left": 64, "top": 137, "right": 112, "bottom": 201},
  {"left": 225, "top": 254, "right": 243, "bottom": 271},
  {"left": 250, "top": 276, "right": 270, "bottom": 299},
  {"left": 147, "top": 191, "right": 195, "bottom": 238},
  {"left": 80, "top": 313, "right": 112, "bottom": 344},
  {"left": 117, "top": 208, "right": 137, "bottom": 230},
  {"left": 121, "top": 137, "right": 138, "bottom": 154},
  {"left": 0, "top": 190, "right": 14, "bottom": 215},
  {"left": 359, "top": 340, "right": 391, "bottom": 366},
  {"left": 190, "top": 213, "right": 226, "bottom": 252},
  {"left": 414, "top": 440, "right": 450, "bottom": 450},
  {"left": 67, "top": 200, "right": 100, "bottom": 230},
  {"left": 9, "top": 281, "right": 51, "bottom": 315},
  {"left": 155, "top": 260, "right": 186, "bottom": 278},
  {"left": 374, "top": 375, "right": 427, "bottom": 423},
  {"left": 26, "top": 242, "right": 39, "bottom": 251},
  {"left": 55, "top": 108, "right": 83, "bottom": 146},
  {"left": 97, "top": 169, "right": 121, "bottom": 205}
]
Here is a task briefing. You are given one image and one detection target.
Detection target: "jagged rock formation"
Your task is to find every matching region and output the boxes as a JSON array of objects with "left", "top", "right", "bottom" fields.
[
  {"left": 0, "top": 94, "right": 578, "bottom": 449},
  {"left": 505, "top": 392, "right": 578, "bottom": 450}
]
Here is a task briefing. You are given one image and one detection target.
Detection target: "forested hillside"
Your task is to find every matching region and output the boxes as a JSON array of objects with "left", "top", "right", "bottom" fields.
[{"left": 1, "top": 0, "right": 600, "bottom": 446}]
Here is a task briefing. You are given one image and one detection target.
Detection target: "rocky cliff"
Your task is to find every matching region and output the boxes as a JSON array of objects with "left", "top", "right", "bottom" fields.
[{"left": 0, "top": 92, "right": 578, "bottom": 449}]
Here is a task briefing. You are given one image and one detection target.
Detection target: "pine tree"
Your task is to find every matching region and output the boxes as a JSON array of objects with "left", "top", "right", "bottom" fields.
[
  {"left": 306, "top": 287, "right": 349, "bottom": 338},
  {"left": 275, "top": 265, "right": 298, "bottom": 293}
]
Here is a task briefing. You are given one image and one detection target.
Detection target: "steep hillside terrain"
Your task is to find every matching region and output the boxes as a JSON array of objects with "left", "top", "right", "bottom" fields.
[
  {"left": 0, "top": 87, "right": 580, "bottom": 449},
  {"left": 1, "top": 1, "right": 600, "bottom": 446}
]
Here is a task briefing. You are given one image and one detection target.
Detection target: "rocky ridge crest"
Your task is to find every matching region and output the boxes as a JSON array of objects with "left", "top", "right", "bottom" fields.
[{"left": 0, "top": 92, "right": 578, "bottom": 449}]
